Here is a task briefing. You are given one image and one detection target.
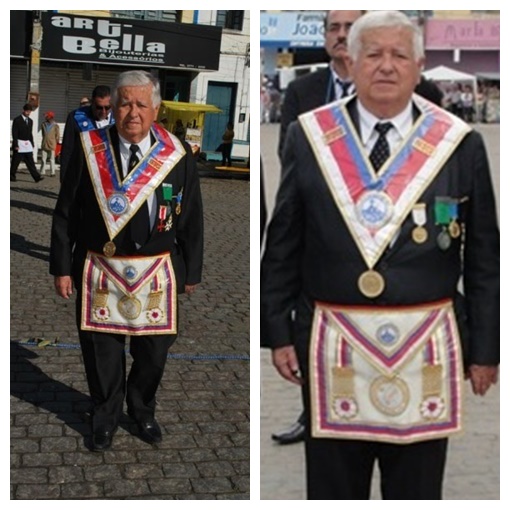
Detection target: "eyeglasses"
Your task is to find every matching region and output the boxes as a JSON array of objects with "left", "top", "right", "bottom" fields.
[
  {"left": 326, "top": 22, "right": 353, "bottom": 33},
  {"left": 94, "top": 105, "right": 111, "bottom": 111}
]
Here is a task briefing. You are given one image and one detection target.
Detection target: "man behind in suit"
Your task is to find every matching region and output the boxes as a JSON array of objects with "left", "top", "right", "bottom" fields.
[
  {"left": 10, "top": 103, "right": 44, "bottom": 183},
  {"left": 50, "top": 70, "right": 204, "bottom": 452},
  {"left": 261, "top": 11, "right": 499, "bottom": 499},
  {"left": 278, "top": 10, "right": 365, "bottom": 159},
  {"left": 59, "top": 85, "right": 115, "bottom": 183}
]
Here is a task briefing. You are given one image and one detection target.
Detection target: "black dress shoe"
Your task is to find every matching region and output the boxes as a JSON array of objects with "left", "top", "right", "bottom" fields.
[
  {"left": 137, "top": 420, "right": 162, "bottom": 444},
  {"left": 92, "top": 426, "right": 117, "bottom": 452},
  {"left": 271, "top": 419, "right": 305, "bottom": 445}
]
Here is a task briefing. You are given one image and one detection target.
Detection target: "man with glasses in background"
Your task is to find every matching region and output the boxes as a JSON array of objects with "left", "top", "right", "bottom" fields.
[{"left": 60, "top": 85, "right": 115, "bottom": 183}]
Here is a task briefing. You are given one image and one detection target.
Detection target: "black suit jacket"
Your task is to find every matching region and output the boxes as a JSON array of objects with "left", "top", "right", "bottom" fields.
[
  {"left": 50, "top": 125, "right": 204, "bottom": 294},
  {"left": 11, "top": 114, "right": 34, "bottom": 151},
  {"left": 60, "top": 106, "right": 114, "bottom": 183},
  {"left": 262, "top": 98, "right": 499, "bottom": 367},
  {"left": 278, "top": 68, "right": 332, "bottom": 159}
]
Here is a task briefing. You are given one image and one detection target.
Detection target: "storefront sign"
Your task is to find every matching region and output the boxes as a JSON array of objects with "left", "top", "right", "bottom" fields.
[
  {"left": 10, "top": 11, "right": 31, "bottom": 58},
  {"left": 41, "top": 13, "right": 221, "bottom": 70},
  {"left": 425, "top": 19, "right": 500, "bottom": 50},
  {"left": 261, "top": 11, "right": 326, "bottom": 48}
]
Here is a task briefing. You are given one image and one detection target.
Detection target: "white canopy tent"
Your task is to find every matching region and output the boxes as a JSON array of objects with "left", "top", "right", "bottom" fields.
[{"left": 422, "top": 65, "right": 478, "bottom": 109}]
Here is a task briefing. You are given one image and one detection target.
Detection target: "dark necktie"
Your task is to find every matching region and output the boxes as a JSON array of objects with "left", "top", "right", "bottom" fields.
[
  {"left": 369, "top": 122, "right": 393, "bottom": 172},
  {"left": 337, "top": 79, "right": 352, "bottom": 98},
  {"left": 128, "top": 144, "right": 150, "bottom": 246}
]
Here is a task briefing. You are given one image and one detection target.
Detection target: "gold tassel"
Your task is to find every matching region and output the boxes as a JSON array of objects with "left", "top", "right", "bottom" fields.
[
  {"left": 422, "top": 364, "right": 443, "bottom": 397},
  {"left": 331, "top": 366, "right": 355, "bottom": 396},
  {"left": 92, "top": 288, "right": 109, "bottom": 308},
  {"left": 146, "top": 290, "right": 163, "bottom": 310}
]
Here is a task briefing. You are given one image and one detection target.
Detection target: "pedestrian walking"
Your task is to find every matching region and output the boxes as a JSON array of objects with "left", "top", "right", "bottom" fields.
[
  {"left": 221, "top": 122, "right": 235, "bottom": 167},
  {"left": 39, "top": 111, "right": 60, "bottom": 177},
  {"left": 10, "top": 103, "right": 44, "bottom": 183}
]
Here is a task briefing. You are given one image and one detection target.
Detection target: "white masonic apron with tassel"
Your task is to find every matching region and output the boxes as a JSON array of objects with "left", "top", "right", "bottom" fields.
[
  {"left": 300, "top": 94, "right": 470, "bottom": 443},
  {"left": 80, "top": 124, "right": 185, "bottom": 335}
]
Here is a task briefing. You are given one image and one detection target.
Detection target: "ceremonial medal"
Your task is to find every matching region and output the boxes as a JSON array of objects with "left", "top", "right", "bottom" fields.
[
  {"left": 176, "top": 187, "right": 183, "bottom": 215},
  {"left": 103, "top": 241, "right": 116, "bottom": 257},
  {"left": 107, "top": 192, "right": 130, "bottom": 216},
  {"left": 376, "top": 323, "right": 400, "bottom": 346},
  {"left": 123, "top": 266, "right": 138, "bottom": 281},
  {"left": 370, "top": 376, "right": 410, "bottom": 416},
  {"left": 437, "top": 229, "right": 451, "bottom": 251},
  {"left": 356, "top": 190, "right": 393, "bottom": 230},
  {"left": 162, "top": 183, "right": 173, "bottom": 202},
  {"left": 157, "top": 205, "right": 168, "bottom": 232},
  {"left": 448, "top": 220, "right": 461, "bottom": 239},
  {"left": 411, "top": 204, "right": 428, "bottom": 244},
  {"left": 448, "top": 200, "right": 460, "bottom": 238},
  {"left": 358, "top": 270, "right": 385, "bottom": 298},
  {"left": 117, "top": 295, "right": 142, "bottom": 320},
  {"left": 412, "top": 226, "right": 428, "bottom": 244}
]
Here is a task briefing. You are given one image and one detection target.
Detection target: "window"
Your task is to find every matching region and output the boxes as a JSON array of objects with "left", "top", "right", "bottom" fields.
[
  {"left": 216, "top": 11, "right": 244, "bottom": 31},
  {"left": 111, "top": 11, "right": 181, "bottom": 22}
]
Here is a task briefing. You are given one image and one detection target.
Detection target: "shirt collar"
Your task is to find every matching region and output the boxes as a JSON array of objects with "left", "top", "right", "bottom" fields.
[
  {"left": 356, "top": 99, "right": 414, "bottom": 146},
  {"left": 329, "top": 62, "right": 350, "bottom": 83},
  {"left": 118, "top": 131, "right": 152, "bottom": 159}
]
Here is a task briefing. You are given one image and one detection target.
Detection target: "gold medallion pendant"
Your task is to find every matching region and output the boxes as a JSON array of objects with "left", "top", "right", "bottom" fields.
[
  {"left": 117, "top": 295, "right": 142, "bottom": 320},
  {"left": 103, "top": 241, "right": 116, "bottom": 258},
  {"left": 358, "top": 270, "right": 385, "bottom": 298},
  {"left": 448, "top": 220, "right": 461, "bottom": 239},
  {"left": 412, "top": 226, "right": 428, "bottom": 244},
  {"left": 370, "top": 375, "right": 410, "bottom": 416}
]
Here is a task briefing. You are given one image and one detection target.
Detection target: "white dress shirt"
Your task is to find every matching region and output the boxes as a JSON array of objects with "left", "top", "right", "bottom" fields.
[{"left": 118, "top": 132, "right": 157, "bottom": 233}]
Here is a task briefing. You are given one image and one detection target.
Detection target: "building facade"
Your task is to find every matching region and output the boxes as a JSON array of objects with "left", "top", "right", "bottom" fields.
[
  {"left": 260, "top": 10, "right": 499, "bottom": 85},
  {"left": 10, "top": 10, "right": 250, "bottom": 158}
]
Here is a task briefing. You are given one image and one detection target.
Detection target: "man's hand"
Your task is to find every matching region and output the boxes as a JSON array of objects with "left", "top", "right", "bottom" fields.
[
  {"left": 467, "top": 364, "right": 498, "bottom": 396},
  {"left": 185, "top": 284, "right": 198, "bottom": 294},
  {"left": 54, "top": 276, "right": 73, "bottom": 299},
  {"left": 272, "top": 345, "right": 303, "bottom": 385}
]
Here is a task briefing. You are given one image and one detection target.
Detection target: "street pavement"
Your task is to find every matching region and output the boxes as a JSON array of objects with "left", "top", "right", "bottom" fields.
[
  {"left": 10, "top": 166, "right": 250, "bottom": 499},
  {"left": 260, "top": 122, "right": 500, "bottom": 500}
]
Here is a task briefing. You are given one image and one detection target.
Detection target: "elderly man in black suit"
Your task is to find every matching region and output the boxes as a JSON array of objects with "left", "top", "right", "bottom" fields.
[
  {"left": 262, "top": 11, "right": 499, "bottom": 499},
  {"left": 273, "top": 9, "right": 445, "bottom": 447},
  {"left": 50, "top": 70, "right": 204, "bottom": 452},
  {"left": 10, "top": 103, "right": 44, "bottom": 183}
]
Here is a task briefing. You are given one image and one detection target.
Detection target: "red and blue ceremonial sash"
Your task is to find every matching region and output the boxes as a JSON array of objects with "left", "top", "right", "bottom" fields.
[
  {"left": 299, "top": 94, "right": 472, "bottom": 268},
  {"left": 81, "top": 123, "right": 185, "bottom": 242}
]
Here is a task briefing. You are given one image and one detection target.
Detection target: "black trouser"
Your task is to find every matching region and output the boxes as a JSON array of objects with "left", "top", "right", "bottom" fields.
[
  {"left": 76, "top": 299, "right": 176, "bottom": 431},
  {"left": 305, "top": 435, "right": 448, "bottom": 499},
  {"left": 221, "top": 143, "right": 232, "bottom": 166},
  {"left": 10, "top": 152, "right": 41, "bottom": 181}
]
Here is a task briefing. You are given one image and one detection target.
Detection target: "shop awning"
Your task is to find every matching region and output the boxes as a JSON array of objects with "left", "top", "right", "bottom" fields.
[
  {"left": 160, "top": 101, "right": 222, "bottom": 113},
  {"left": 476, "top": 72, "right": 500, "bottom": 81}
]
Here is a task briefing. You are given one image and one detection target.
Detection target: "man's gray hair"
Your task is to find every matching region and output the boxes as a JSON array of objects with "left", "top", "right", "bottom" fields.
[
  {"left": 347, "top": 11, "right": 424, "bottom": 61},
  {"left": 111, "top": 70, "right": 162, "bottom": 108}
]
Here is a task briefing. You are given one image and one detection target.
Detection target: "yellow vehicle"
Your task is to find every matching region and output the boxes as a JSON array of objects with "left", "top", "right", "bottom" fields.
[{"left": 157, "top": 101, "right": 221, "bottom": 155}]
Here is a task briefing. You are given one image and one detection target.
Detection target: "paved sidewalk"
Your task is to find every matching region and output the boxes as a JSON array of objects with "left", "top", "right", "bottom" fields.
[
  {"left": 10, "top": 170, "right": 250, "bottom": 499},
  {"left": 260, "top": 123, "right": 500, "bottom": 500}
]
